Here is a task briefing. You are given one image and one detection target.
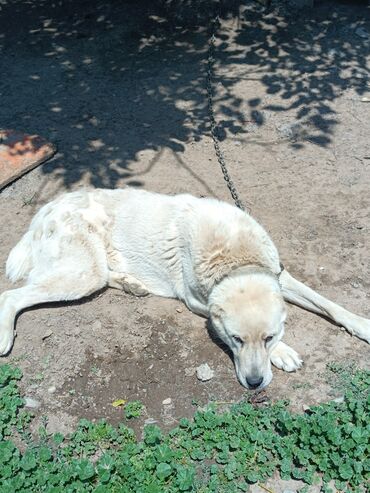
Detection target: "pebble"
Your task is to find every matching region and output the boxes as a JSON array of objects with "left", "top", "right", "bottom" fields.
[
  {"left": 144, "top": 418, "right": 157, "bottom": 425},
  {"left": 162, "top": 398, "right": 172, "bottom": 405},
  {"left": 92, "top": 320, "right": 102, "bottom": 331},
  {"left": 328, "top": 48, "right": 338, "bottom": 58},
  {"left": 48, "top": 385, "right": 56, "bottom": 394},
  {"left": 277, "top": 121, "right": 305, "bottom": 140},
  {"left": 196, "top": 363, "right": 214, "bottom": 382},
  {"left": 24, "top": 397, "right": 41, "bottom": 409},
  {"left": 333, "top": 395, "right": 344, "bottom": 404}
]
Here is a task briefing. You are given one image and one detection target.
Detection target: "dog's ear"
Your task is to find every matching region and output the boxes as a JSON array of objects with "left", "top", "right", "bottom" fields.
[
  {"left": 209, "top": 304, "right": 226, "bottom": 322},
  {"left": 272, "top": 293, "right": 287, "bottom": 324}
]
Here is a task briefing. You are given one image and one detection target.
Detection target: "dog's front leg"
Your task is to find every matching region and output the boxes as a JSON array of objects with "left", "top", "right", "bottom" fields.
[
  {"left": 279, "top": 269, "right": 370, "bottom": 343},
  {"left": 270, "top": 341, "right": 303, "bottom": 372}
]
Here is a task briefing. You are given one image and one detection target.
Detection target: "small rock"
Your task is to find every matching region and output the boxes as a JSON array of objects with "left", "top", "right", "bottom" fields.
[
  {"left": 144, "top": 418, "right": 157, "bottom": 425},
  {"left": 162, "top": 398, "right": 172, "bottom": 405},
  {"left": 351, "top": 281, "right": 360, "bottom": 289},
  {"left": 355, "top": 27, "right": 369, "bottom": 39},
  {"left": 24, "top": 397, "right": 41, "bottom": 409},
  {"left": 175, "top": 307, "right": 183, "bottom": 313},
  {"left": 333, "top": 395, "right": 344, "bottom": 404},
  {"left": 277, "top": 121, "right": 306, "bottom": 140},
  {"left": 48, "top": 385, "right": 56, "bottom": 394},
  {"left": 92, "top": 320, "right": 102, "bottom": 331},
  {"left": 196, "top": 363, "right": 214, "bottom": 382},
  {"left": 42, "top": 329, "right": 53, "bottom": 340}
]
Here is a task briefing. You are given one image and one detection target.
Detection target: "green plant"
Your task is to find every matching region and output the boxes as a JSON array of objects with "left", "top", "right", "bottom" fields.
[
  {"left": 325, "top": 361, "right": 370, "bottom": 397},
  {"left": 0, "top": 363, "right": 368, "bottom": 492},
  {"left": 0, "top": 365, "right": 29, "bottom": 438},
  {"left": 124, "top": 400, "right": 143, "bottom": 419}
]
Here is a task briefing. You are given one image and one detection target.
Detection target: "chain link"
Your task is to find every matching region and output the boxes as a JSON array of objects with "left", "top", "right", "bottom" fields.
[{"left": 206, "top": 14, "right": 248, "bottom": 212}]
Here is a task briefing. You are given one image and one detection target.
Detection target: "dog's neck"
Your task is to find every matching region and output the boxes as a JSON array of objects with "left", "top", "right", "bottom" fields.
[
  {"left": 195, "top": 262, "right": 284, "bottom": 308},
  {"left": 194, "top": 263, "right": 282, "bottom": 309},
  {"left": 214, "top": 263, "right": 283, "bottom": 290}
]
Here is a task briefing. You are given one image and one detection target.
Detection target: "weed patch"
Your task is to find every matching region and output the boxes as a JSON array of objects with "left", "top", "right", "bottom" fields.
[{"left": 0, "top": 363, "right": 368, "bottom": 492}]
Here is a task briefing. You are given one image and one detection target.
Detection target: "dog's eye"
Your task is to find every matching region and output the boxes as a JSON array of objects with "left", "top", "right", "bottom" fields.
[
  {"left": 264, "top": 336, "right": 273, "bottom": 345},
  {"left": 232, "top": 335, "right": 243, "bottom": 345}
]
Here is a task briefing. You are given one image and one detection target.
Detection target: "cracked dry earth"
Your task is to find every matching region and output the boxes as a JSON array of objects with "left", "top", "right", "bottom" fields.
[{"left": 0, "top": 2, "right": 369, "bottom": 490}]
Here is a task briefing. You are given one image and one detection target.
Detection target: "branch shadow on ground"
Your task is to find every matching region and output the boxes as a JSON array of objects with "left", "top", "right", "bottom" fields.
[{"left": 0, "top": 0, "right": 368, "bottom": 190}]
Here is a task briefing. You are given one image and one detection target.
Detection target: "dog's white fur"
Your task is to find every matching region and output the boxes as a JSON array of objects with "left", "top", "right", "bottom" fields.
[{"left": 1, "top": 188, "right": 369, "bottom": 389}]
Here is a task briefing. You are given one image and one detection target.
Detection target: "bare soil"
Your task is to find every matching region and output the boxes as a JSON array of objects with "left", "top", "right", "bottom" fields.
[{"left": 0, "top": 0, "right": 369, "bottom": 470}]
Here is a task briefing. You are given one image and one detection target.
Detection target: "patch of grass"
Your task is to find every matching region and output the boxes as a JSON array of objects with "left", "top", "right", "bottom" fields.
[
  {"left": 325, "top": 361, "right": 370, "bottom": 397},
  {"left": 291, "top": 382, "right": 312, "bottom": 391},
  {"left": 0, "top": 363, "right": 369, "bottom": 492},
  {"left": 90, "top": 365, "right": 100, "bottom": 375},
  {"left": 124, "top": 400, "right": 144, "bottom": 419}
]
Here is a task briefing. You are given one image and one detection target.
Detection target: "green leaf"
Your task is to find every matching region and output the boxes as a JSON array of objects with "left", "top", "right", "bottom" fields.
[
  {"left": 74, "top": 459, "right": 95, "bottom": 481},
  {"left": 20, "top": 451, "right": 37, "bottom": 471},
  {"left": 156, "top": 462, "right": 172, "bottom": 480},
  {"left": 175, "top": 466, "right": 195, "bottom": 491},
  {"left": 38, "top": 446, "right": 52, "bottom": 462},
  {"left": 53, "top": 432, "right": 64, "bottom": 445}
]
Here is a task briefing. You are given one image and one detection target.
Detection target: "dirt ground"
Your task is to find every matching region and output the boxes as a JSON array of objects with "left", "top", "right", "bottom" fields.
[{"left": 0, "top": 0, "right": 369, "bottom": 465}]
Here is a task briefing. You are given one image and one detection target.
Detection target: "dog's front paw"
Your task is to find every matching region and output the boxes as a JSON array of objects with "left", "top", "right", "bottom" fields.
[
  {"left": 0, "top": 329, "right": 14, "bottom": 356},
  {"left": 270, "top": 341, "right": 303, "bottom": 372}
]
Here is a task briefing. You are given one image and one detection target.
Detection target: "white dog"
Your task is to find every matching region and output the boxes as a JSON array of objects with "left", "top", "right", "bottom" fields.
[{"left": 1, "top": 188, "right": 369, "bottom": 389}]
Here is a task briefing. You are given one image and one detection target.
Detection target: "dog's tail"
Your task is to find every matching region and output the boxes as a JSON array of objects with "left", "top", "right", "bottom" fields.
[{"left": 6, "top": 230, "right": 34, "bottom": 282}]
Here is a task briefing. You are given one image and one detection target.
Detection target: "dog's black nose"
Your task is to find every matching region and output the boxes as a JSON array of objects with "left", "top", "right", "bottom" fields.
[{"left": 246, "top": 376, "right": 263, "bottom": 389}]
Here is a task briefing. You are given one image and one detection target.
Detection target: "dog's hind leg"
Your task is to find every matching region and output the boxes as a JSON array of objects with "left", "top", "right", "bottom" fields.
[
  {"left": 0, "top": 261, "right": 108, "bottom": 356},
  {"left": 279, "top": 269, "right": 370, "bottom": 343},
  {"left": 107, "top": 271, "right": 149, "bottom": 297},
  {"left": 0, "top": 235, "right": 108, "bottom": 355}
]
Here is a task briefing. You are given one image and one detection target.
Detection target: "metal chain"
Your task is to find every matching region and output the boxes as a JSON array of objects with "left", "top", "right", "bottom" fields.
[
  {"left": 206, "top": 13, "right": 247, "bottom": 212},
  {"left": 206, "top": 9, "right": 285, "bottom": 278}
]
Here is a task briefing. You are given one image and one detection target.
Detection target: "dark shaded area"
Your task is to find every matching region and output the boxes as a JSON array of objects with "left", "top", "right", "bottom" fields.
[{"left": 0, "top": 0, "right": 368, "bottom": 188}]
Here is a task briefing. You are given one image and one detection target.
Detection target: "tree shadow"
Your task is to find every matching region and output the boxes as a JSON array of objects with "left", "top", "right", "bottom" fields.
[{"left": 0, "top": 0, "right": 368, "bottom": 190}]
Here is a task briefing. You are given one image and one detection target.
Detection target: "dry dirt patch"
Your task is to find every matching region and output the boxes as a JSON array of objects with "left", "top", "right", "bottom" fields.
[{"left": 0, "top": 0, "right": 369, "bottom": 440}]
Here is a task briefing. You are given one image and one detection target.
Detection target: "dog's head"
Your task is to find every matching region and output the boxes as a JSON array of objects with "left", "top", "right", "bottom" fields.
[{"left": 209, "top": 269, "right": 286, "bottom": 390}]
